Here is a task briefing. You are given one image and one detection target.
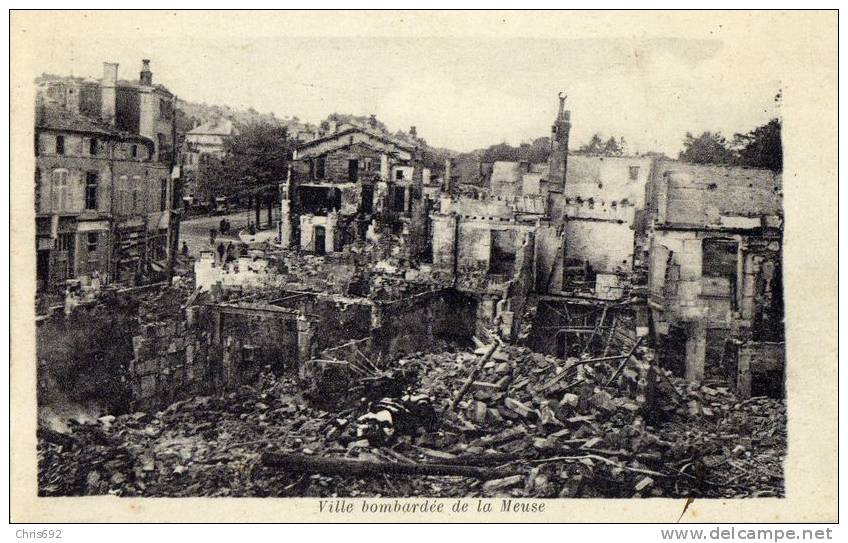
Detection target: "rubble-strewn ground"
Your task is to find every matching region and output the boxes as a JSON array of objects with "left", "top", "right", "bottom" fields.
[{"left": 38, "top": 344, "right": 785, "bottom": 499}]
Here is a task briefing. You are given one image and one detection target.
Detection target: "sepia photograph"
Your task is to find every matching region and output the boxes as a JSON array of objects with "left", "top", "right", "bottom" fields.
[{"left": 8, "top": 9, "right": 838, "bottom": 524}]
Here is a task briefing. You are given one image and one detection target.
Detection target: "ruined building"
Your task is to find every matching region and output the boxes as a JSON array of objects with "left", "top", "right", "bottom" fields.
[
  {"left": 281, "top": 123, "right": 431, "bottom": 257},
  {"left": 646, "top": 160, "right": 784, "bottom": 395},
  {"left": 153, "top": 93, "right": 784, "bottom": 415},
  {"left": 35, "top": 60, "right": 180, "bottom": 292},
  {"left": 426, "top": 94, "right": 784, "bottom": 394}
]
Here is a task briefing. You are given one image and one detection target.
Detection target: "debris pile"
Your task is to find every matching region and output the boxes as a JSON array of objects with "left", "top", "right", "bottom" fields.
[{"left": 38, "top": 343, "right": 785, "bottom": 498}]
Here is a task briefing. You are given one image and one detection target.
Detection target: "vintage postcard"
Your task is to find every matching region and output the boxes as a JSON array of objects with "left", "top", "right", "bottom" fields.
[{"left": 9, "top": 10, "right": 838, "bottom": 523}]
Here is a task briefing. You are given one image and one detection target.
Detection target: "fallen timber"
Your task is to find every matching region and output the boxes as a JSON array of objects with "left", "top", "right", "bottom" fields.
[{"left": 260, "top": 451, "right": 510, "bottom": 479}]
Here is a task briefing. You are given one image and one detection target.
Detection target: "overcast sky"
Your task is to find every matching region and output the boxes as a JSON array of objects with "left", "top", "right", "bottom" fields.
[{"left": 24, "top": 13, "right": 781, "bottom": 155}]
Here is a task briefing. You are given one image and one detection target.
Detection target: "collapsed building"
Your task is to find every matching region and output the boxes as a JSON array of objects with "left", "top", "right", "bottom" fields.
[
  {"left": 41, "top": 91, "right": 784, "bottom": 410},
  {"left": 36, "top": 92, "right": 787, "bottom": 499},
  {"left": 425, "top": 94, "right": 784, "bottom": 396},
  {"left": 281, "top": 123, "right": 431, "bottom": 260},
  {"left": 646, "top": 160, "right": 784, "bottom": 396},
  {"left": 181, "top": 93, "right": 784, "bottom": 403}
]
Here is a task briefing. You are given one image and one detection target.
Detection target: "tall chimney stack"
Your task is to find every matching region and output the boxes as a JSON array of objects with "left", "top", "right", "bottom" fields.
[
  {"left": 549, "top": 92, "right": 571, "bottom": 188},
  {"left": 140, "top": 59, "right": 153, "bottom": 86},
  {"left": 409, "top": 126, "right": 417, "bottom": 139},
  {"left": 443, "top": 158, "right": 453, "bottom": 193},
  {"left": 64, "top": 84, "right": 81, "bottom": 115},
  {"left": 101, "top": 62, "right": 118, "bottom": 125}
]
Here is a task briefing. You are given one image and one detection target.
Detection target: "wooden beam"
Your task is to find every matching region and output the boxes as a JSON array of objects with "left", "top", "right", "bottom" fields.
[{"left": 260, "top": 452, "right": 505, "bottom": 479}]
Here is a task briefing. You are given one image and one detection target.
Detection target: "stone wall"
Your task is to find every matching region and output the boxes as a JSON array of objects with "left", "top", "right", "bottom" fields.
[
  {"left": 371, "top": 289, "right": 478, "bottom": 358},
  {"left": 128, "top": 312, "right": 221, "bottom": 411}
]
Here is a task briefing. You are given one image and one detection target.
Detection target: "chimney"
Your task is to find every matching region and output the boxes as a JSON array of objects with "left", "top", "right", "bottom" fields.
[
  {"left": 140, "top": 59, "right": 153, "bottom": 86},
  {"left": 328, "top": 120, "right": 338, "bottom": 133},
  {"left": 444, "top": 158, "right": 453, "bottom": 193},
  {"left": 64, "top": 84, "right": 81, "bottom": 115},
  {"left": 550, "top": 92, "right": 571, "bottom": 187},
  {"left": 409, "top": 126, "right": 417, "bottom": 139},
  {"left": 368, "top": 114, "right": 377, "bottom": 128},
  {"left": 101, "top": 62, "right": 118, "bottom": 125}
]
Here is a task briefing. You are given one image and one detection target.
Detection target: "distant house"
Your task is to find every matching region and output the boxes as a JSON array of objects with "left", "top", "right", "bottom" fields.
[
  {"left": 184, "top": 118, "right": 237, "bottom": 163},
  {"left": 181, "top": 118, "right": 239, "bottom": 203}
]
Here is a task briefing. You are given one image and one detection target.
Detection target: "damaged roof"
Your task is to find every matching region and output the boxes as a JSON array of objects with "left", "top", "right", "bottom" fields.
[{"left": 296, "top": 126, "right": 415, "bottom": 156}]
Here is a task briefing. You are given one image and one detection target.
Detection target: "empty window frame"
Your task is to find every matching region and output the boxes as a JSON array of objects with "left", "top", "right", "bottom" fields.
[
  {"left": 314, "top": 156, "right": 326, "bottom": 179},
  {"left": 55, "top": 135, "right": 65, "bottom": 155},
  {"left": 489, "top": 230, "right": 518, "bottom": 275},
  {"left": 51, "top": 169, "right": 69, "bottom": 211},
  {"left": 702, "top": 238, "right": 739, "bottom": 309},
  {"left": 629, "top": 166, "right": 640, "bottom": 180},
  {"left": 86, "top": 232, "right": 100, "bottom": 271},
  {"left": 348, "top": 159, "right": 359, "bottom": 182}
]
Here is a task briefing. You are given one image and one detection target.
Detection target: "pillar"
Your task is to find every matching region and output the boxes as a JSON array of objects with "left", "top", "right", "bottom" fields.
[
  {"left": 380, "top": 154, "right": 389, "bottom": 181},
  {"left": 736, "top": 345, "right": 752, "bottom": 400},
  {"left": 296, "top": 315, "right": 314, "bottom": 380},
  {"left": 684, "top": 323, "right": 707, "bottom": 381}
]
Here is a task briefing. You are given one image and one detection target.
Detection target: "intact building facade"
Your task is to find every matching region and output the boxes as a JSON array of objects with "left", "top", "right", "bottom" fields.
[{"left": 35, "top": 60, "right": 179, "bottom": 292}]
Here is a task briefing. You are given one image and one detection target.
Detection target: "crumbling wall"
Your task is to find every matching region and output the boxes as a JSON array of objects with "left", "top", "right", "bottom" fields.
[
  {"left": 489, "top": 161, "right": 522, "bottom": 197},
  {"left": 496, "top": 232, "right": 535, "bottom": 340},
  {"left": 439, "top": 194, "right": 514, "bottom": 217},
  {"left": 128, "top": 312, "right": 220, "bottom": 411},
  {"left": 371, "top": 289, "right": 477, "bottom": 358},
  {"left": 533, "top": 224, "right": 564, "bottom": 293},
  {"left": 194, "top": 253, "right": 285, "bottom": 291},
  {"left": 307, "top": 297, "right": 373, "bottom": 352},
  {"left": 564, "top": 219, "right": 636, "bottom": 273},
  {"left": 653, "top": 160, "right": 782, "bottom": 228},
  {"left": 564, "top": 155, "right": 652, "bottom": 209},
  {"left": 734, "top": 341, "right": 785, "bottom": 399},
  {"left": 430, "top": 214, "right": 457, "bottom": 278}
]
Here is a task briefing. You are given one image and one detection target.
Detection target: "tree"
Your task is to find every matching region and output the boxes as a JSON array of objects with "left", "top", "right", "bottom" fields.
[
  {"left": 195, "top": 155, "right": 230, "bottom": 206},
  {"left": 576, "top": 134, "right": 626, "bottom": 156},
  {"left": 678, "top": 131, "right": 735, "bottom": 165},
  {"left": 578, "top": 134, "right": 605, "bottom": 155},
  {"left": 733, "top": 119, "right": 782, "bottom": 172},
  {"left": 221, "top": 121, "right": 292, "bottom": 224},
  {"left": 481, "top": 142, "right": 521, "bottom": 162},
  {"left": 603, "top": 136, "right": 625, "bottom": 156}
]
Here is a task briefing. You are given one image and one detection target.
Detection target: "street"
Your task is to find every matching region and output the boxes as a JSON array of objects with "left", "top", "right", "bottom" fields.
[{"left": 178, "top": 207, "right": 281, "bottom": 257}]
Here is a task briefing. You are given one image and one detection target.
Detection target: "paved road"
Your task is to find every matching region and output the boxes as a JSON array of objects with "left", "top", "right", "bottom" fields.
[{"left": 178, "top": 208, "right": 280, "bottom": 257}]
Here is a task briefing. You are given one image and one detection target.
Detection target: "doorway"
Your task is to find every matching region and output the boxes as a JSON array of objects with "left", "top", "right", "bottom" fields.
[
  {"left": 348, "top": 159, "right": 359, "bottom": 182},
  {"left": 314, "top": 225, "right": 326, "bottom": 255},
  {"left": 37, "top": 250, "right": 50, "bottom": 291}
]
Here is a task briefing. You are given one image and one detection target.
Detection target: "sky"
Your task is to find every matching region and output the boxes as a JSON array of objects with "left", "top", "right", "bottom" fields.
[{"left": 21, "top": 13, "right": 781, "bottom": 155}]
